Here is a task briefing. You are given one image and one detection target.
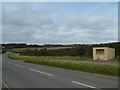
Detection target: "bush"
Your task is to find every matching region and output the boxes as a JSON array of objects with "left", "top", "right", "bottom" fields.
[{"left": 19, "top": 46, "right": 93, "bottom": 58}]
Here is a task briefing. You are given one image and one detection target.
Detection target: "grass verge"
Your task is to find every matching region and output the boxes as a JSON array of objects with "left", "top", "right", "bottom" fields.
[
  {"left": 8, "top": 53, "right": 91, "bottom": 61},
  {"left": 8, "top": 53, "right": 119, "bottom": 77}
]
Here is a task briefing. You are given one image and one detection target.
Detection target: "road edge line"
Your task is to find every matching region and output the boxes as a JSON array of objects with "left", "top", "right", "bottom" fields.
[
  {"left": 72, "top": 81, "right": 102, "bottom": 90},
  {"left": 0, "top": 79, "right": 10, "bottom": 89},
  {"left": 29, "top": 68, "right": 53, "bottom": 76}
]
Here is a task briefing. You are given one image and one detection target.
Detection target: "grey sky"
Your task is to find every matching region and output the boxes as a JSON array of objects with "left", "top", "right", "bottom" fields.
[{"left": 2, "top": 2, "right": 118, "bottom": 44}]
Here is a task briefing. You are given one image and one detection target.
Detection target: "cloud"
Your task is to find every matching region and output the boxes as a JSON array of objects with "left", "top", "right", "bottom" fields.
[
  {"left": 2, "top": 25, "right": 35, "bottom": 43},
  {"left": 2, "top": 3, "right": 118, "bottom": 44},
  {"left": 2, "top": 8, "right": 54, "bottom": 27},
  {"left": 61, "top": 14, "right": 114, "bottom": 30},
  {"left": 58, "top": 14, "right": 117, "bottom": 43}
]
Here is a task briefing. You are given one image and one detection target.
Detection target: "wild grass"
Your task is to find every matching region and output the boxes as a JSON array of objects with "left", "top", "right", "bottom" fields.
[
  {"left": 8, "top": 53, "right": 91, "bottom": 61},
  {"left": 26, "top": 60, "right": 119, "bottom": 77},
  {"left": 8, "top": 53, "right": 119, "bottom": 77}
]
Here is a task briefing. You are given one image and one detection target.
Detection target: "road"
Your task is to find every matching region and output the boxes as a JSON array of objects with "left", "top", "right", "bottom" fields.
[{"left": 2, "top": 54, "right": 119, "bottom": 89}]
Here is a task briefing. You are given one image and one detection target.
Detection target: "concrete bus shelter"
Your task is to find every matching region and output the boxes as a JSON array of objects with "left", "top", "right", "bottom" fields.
[{"left": 93, "top": 47, "right": 115, "bottom": 61}]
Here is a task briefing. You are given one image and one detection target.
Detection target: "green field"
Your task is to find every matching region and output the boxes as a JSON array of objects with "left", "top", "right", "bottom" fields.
[
  {"left": 8, "top": 53, "right": 92, "bottom": 61},
  {"left": 8, "top": 53, "right": 119, "bottom": 77},
  {"left": 12, "top": 47, "right": 72, "bottom": 52}
]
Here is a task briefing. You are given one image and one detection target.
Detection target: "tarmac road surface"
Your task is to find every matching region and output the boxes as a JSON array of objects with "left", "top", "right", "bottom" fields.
[{"left": 2, "top": 54, "right": 119, "bottom": 89}]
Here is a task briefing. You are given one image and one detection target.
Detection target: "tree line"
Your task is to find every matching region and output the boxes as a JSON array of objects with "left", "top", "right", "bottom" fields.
[{"left": 19, "top": 46, "right": 92, "bottom": 58}]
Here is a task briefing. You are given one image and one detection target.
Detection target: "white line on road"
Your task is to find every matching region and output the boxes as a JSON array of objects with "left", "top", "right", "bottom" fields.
[
  {"left": 72, "top": 81, "right": 102, "bottom": 90},
  {"left": 0, "top": 79, "right": 9, "bottom": 88},
  {"left": 29, "top": 68, "right": 53, "bottom": 76},
  {"left": 14, "top": 64, "right": 24, "bottom": 68}
]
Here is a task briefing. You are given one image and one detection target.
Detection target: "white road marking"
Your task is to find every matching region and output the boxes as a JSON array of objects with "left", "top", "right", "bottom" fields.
[
  {"left": 72, "top": 81, "right": 101, "bottom": 90},
  {"left": 7, "top": 62, "right": 12, "bottom": 64},
  {"left": 14, "top": 64, "right": 24, "bottom": 68},
  {"left": 29, "top": 68, "right": 53, "bottom": 76},
  {"left": 0, "top": 79, "right": 9, "bottom": 88}
]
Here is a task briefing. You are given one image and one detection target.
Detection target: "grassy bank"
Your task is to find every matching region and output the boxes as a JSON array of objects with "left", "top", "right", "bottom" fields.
[
  {"left": 8, "top": 53, "right": 91, "bottom": 61},
  {"left": 8, "top": 53, "right": 119, "bottom": 77}
]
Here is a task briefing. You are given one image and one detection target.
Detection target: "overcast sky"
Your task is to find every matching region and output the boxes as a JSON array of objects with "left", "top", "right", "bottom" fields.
[{"left": 2, "top": 2, "right": 118, "bottom": 44}]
